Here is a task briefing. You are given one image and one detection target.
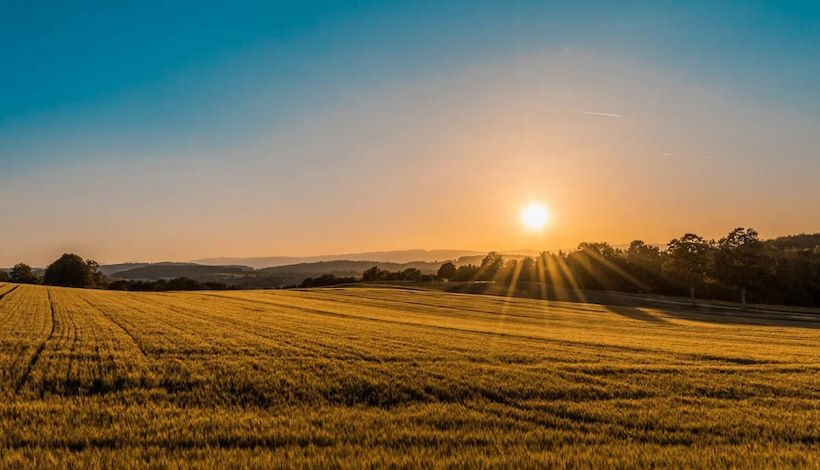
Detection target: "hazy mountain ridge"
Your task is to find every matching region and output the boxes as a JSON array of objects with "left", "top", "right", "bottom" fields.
[
  {"left": 110, "top": 262, "right": 254, "bottom": 280},
  {"left": 192, "top": 249, "right": 484, "bottom": 269},
  {"left": 105, "top": 260, "right": 446, "bottom": 287}
]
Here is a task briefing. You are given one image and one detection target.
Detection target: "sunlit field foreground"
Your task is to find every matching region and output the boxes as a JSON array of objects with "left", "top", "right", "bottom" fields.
[{"left": 0, "top": 283, "right": 818, "bottom": 467}]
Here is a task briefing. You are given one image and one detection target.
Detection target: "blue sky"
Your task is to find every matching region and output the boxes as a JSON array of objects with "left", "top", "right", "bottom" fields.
[
  {"left": 3, "top": 1, "right": 818, "bottom": 165},
  {"left": 1, "top": 1, "right": 819, "bottom": 264}
]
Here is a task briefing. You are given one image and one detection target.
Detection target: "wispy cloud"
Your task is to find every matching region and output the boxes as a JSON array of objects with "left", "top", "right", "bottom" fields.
[
  {"left": 577, "top": 111, "right": 623, "bottom": 118},
  {"left": 659, "top": 152, "right": 673, "bottom": 157}
]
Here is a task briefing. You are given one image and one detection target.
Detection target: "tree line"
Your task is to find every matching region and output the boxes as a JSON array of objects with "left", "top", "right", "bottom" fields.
[
  {"left": 0, "top": 254, "right": 106, "bottom": 288},
  {"left": 108, "top": 278, "right": 232, "bottom": 291},
  {"left": 425, "top": 228, "right": 819, "bottom": 306},
  {"left": 2, "top": 228, "right": 818, "bottom": 306},
  {"left": 0, "top": 254, "right": 231, "bottom": 292}
]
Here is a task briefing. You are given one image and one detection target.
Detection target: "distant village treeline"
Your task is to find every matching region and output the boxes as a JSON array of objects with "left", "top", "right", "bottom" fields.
[{"left": 2, "top": 228, "right": 819, "bottom": 307}]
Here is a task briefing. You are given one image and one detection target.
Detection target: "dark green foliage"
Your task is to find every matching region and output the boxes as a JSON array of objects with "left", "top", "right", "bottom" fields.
[
  {"left": 362, "top": 266, "right": 384, "bottom": 281},
  {"left": 44, "top": 254, "right": 105, "bottom": 288},
  {"left": 478, "top": 252, "right": 504, "bottom": 281},
  {"left": 663, "top": 234, "right": 713, "bottom": 299},
  {"left": 361, "top": 266, "right": 435, "bottom": 283},
  {"left": 765, "top": 233, "right": 820, "bottom": 251},
  {"left": 436, "top": 262, "right": 457, "bottom": 280},
  {"left": 457, "top": 229, "right": 820, "bottom": 307},
  {"left": 107, "top": 277, "right": 229, "bottom": 291},
  {"left": 566, "top": 242, "right": 630, "bottom": 291},
  {"left": 452, "top": 265, "right": 479, "bottom": 282},
  {"left": 299, "top": 274, "right": 357, "bottom": 288},
  {"left": 713, "top": 228, "right": 774, "bottom": 303},
  {"left": 9, "top": 263, "right": 40, "bottom": 284},
  {"left": 625, "top": 240, "right": 665, "bottom": 291}
]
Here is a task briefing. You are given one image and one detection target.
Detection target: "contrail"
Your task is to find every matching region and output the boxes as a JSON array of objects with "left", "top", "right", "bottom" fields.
[{"left": 577, "top": 111, "right": 624, "bottom": 118}]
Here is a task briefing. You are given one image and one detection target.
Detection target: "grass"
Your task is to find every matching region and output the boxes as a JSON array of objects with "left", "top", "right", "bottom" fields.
[{"left": 0, "top": 281, "right": 818, "bottom": 467}]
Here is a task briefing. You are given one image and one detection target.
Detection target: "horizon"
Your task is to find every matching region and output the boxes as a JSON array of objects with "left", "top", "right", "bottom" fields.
[
  {"left": 3, "top": 229, "right": 817, "bottom": 268},
  {"left": 2, "top": 1, "right": 819, "bottom": 266}
]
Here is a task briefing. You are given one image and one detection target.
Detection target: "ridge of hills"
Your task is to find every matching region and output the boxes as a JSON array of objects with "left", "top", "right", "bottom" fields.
[{"left": 192, "top": 249, "right": 484, "bottom": 269}]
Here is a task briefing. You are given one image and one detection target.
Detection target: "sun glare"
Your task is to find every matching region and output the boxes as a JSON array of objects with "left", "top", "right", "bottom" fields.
[{"left": 521, "top": 202, "right": 550, "bottom": 230}]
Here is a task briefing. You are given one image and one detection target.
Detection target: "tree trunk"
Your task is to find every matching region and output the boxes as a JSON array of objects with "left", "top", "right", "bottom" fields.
[
  {"left": 689, "top": 286, "right": 695, "bottom": 302},
  {"left": 740, "top": 287, "right": 746, "bottom": 305}
]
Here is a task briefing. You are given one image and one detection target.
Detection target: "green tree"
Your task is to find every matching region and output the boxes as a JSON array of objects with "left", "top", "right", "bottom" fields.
[
  {"left": 362, "top": 266, "right": 384, "bottom": 282},
  {"left": 452, "top": 264, "right": 479, "bottom": 282},
  {"left": 577, "top": 242, "right": 617, "bottom": 259},
  {"left": 713, "top": 227, "right": 773, "bottom": 304},
  {"left": 664, "top": 233, "right": 713, "bottom": 300},
  {"left": 85, "top": 259, "right": 107, "bottom": 288},
  {"left": 626, "top": 240, "right": 665, "bottom": 290},
  {"left": 517, "top": 257, "right": 537, "bottom": 283},
  {"left": 478, "top": 252, "right": 504, "bottom": 281},
  {"left": 0, "top": 271, "right": 9, "bottom": 282},
  {"left": 9, "top": 263, "right": 39, "bottom": 284},
  {"left": 400, "top": 268, "right": 422, "bottom": 281},
  {"left": 568, "top": 242, "right": 625, "bottom": 291},
  {"left": 44, "top": 254, "right": 104, "bottom": 288},
  {"left": 626, "top": 240, "right": 662, "bottom": 269},
  {"left": 436, "top": 262, "right": 457, "bottom": 280}
]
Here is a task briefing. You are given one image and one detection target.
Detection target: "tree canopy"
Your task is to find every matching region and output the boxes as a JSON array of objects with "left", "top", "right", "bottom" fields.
[
  {"left": 43, "top": 254, "right": 105, "bottom": 288},
  {"left": 9, "top": 263, "right": 39, "bottom": 284}
]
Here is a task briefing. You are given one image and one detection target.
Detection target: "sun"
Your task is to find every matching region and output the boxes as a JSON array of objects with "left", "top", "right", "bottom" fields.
[{"left": 521, "top": 202, "right": 550, "bottom": 230}]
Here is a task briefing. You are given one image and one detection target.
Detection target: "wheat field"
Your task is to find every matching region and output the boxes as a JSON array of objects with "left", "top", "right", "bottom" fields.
[{"left": 0, "top": 282, "right": 818, "bottom": 468}]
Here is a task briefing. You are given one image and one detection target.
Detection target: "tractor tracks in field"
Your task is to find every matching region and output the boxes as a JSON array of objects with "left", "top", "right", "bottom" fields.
[
  {"left": 64, "top": 308, "right": 80, "bottom": 391},
  {"left": 0, "top": 285, "right": 19, "bottom": 303},
  {"left": 15, "top": 289, "right": 57, "bottom": 394},
  {"left": 210, "top": 292, "right": 770, "bottom": 366},
  {"left": 0, "top": 285, "right": 20, "bottom": 324},
  {"left": 90, "top": 301, "right": 150, "bottom": 360}
]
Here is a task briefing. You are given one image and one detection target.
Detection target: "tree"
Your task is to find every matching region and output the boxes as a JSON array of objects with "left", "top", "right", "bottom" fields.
[
  {"left": 436, "top": 262, "right": 457, "bottom": 280},
  {"left": 165, "top": 277, "right": 202, "bottom": 291},
  {"left": 626, "top": 241, "right": 662, "bottom": 269},
  {"left": 9, "top": 263, "right": 39, "bottom": 284},
  {"left": 400, "top": 268, "right": 422, "bottom": 281},
  {"left": 713, "top": 227, "right": 773, "bottom": 304},
  {"left": 85, "top": 259, "right": 107, "bottom": 288},
  {"left": 515, "top": 257, "right": 536, "bottom": 284},
  {"left": 625, "top": 240, "right": 665, "bottom": 291},
  {"left": 577, "top": 242, "right": 618, "bottom": 259},
  {"left": 43, "top": 254, "right": 104, "bottom": 288},
  {"left": 567, "top": 242, "right": 625, "bottom": 291},
  {"left": 664, "top": 233, "right": 713, "bottom": 300},
  {"left": 452, "top": 264, "right": 479, "bottom": 282},
  {"left": 362, "top": 266, "right": 385, "bottom": 282},
  {"left": 537, "top": 251, "right": 567, "bottom": 287},
  {"left": 0, "top": 271, "right": 8, "bottom": 282},
  {"left": 478, "top": 252, "right": 504, "bottom": 281}
]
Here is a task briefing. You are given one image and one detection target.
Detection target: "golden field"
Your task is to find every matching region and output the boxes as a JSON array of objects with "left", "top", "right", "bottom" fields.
[{"left": 0, "top": 282, "right": 818, "bottom": 468}]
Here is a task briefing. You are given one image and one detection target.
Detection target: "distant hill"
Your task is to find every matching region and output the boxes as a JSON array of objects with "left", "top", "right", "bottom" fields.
[
  {"left": 193, "top": 249, "right": 483, "bottom": 269},
  {"left": 104, "top": 252, "right": 541, "bottom": 285},
  {"left": 105, "top": 260, "right": 443, "bottom": 287},
  {"left": 766, "top": 233, "right": 820, "bottom": 251},
  {"left": 110, "top": 262, "right": 254, "bottom": 280},
  {"left": 98, "top": 263, "right": 151, "bottom": 276},
  {"left": 231, "top": 260, "right": 442, "bottom": 289},
  {"left": 260, "top": 260, "right": 440, "bottom": 276}
]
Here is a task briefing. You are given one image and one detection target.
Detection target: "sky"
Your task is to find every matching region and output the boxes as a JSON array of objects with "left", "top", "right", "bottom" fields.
[{"left": 1, "top": 1, "right": 819, "bottom": 266}]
